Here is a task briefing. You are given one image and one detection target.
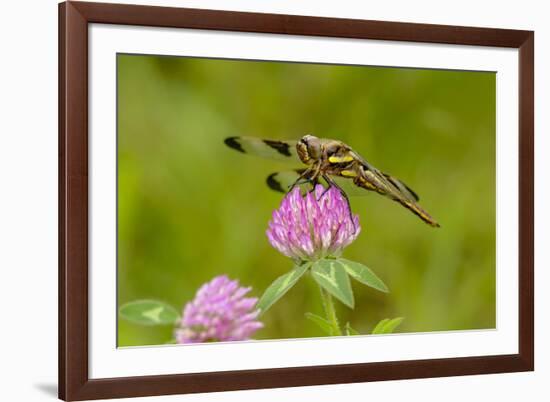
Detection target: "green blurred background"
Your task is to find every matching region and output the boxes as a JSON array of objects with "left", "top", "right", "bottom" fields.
[{"left": 117, "top": 54, "right": 496, "bottom": 346}]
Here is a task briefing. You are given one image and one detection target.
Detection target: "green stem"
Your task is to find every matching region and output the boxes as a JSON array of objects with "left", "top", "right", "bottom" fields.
[{"left": 319, "top": 286, "right": 342, "bottom": 336}]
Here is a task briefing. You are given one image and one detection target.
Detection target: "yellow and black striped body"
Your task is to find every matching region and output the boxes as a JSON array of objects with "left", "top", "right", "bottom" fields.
[
  {"left": 303, "top": 136, "right": 440, "bottom": 228},
  {"left": 224, "top": 134, "right": 440, "bottom": 228}
]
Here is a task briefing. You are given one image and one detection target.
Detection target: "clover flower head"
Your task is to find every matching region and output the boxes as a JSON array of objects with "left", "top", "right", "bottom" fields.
[
  {"left": 266, "top": 185, "right": 361, "bottom": 261},
  {"left": 175, "top": 275, "right": 263, "bottom": 343}
]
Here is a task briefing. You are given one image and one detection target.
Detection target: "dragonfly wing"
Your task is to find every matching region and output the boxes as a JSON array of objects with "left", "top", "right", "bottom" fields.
[
  {"left": 351, "top": 158, "right": 440, "bottom": 226},
  {"left": 266, "top": 170, "right": 306, "bottom": 193},
  {"left": 355, "top": 167, "right": 439, "bottom": 226},
  {"left": 224, "top": 136, "right": 299, "bottom": 162},
  {"left": 381, "top": 173, "right": 419, "bottom": 202},
  {"left": 349, "top": 149, "right": 419, "bottom": 202}
]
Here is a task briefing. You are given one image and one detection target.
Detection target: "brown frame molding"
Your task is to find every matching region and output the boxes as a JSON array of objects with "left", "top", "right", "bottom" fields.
[{"left": 59, "top": 1, "right": 534, "bottom": 400}]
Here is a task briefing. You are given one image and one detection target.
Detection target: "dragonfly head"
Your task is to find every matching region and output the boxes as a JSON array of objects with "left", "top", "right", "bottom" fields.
[{"left": 297, "top": 135, "right": 322, "bottom": 165}]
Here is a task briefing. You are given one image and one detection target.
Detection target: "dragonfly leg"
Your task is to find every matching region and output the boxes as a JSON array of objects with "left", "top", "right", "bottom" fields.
[
  {"left": 304, "top": 164, "right": 322, "bottom": 192},
  {"left": 318, "top": 174, "right": 342, "bottom": 200},
  {"left": 291, "top": 179, "right": 310, "bottom": 187},
  {"left": 306, "top": 167, "right": 322, "bottom": 192},
  {"left": 307, "top": 176, "right": 321, "bottom": 193},
  {"left": 288, "top": 164, "right": 322, "bottom": 193},
  {"left": 322, "top": 174, "right": 357, "bottom": 233},
  {"left": 318, "top": 184, "right": 331, "bottom": 199},
  {"left": 287, "top": 168, "right": 313, "bottom": 193}
]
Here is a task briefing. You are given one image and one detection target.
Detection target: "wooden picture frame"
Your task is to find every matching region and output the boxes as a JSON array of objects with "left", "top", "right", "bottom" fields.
[{"left": 59, "top": 1, "right": 534, "bottom": 400}]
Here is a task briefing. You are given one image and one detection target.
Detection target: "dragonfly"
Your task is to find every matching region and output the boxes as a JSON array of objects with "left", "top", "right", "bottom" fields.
[{"left": 224, "top": 134, "right": 440, "bottom": 228}]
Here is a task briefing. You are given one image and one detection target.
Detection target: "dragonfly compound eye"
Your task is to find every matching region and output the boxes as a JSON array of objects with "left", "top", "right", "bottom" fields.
[{"left": 304, "top": 135, "right": 322, "bottom": 161}]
